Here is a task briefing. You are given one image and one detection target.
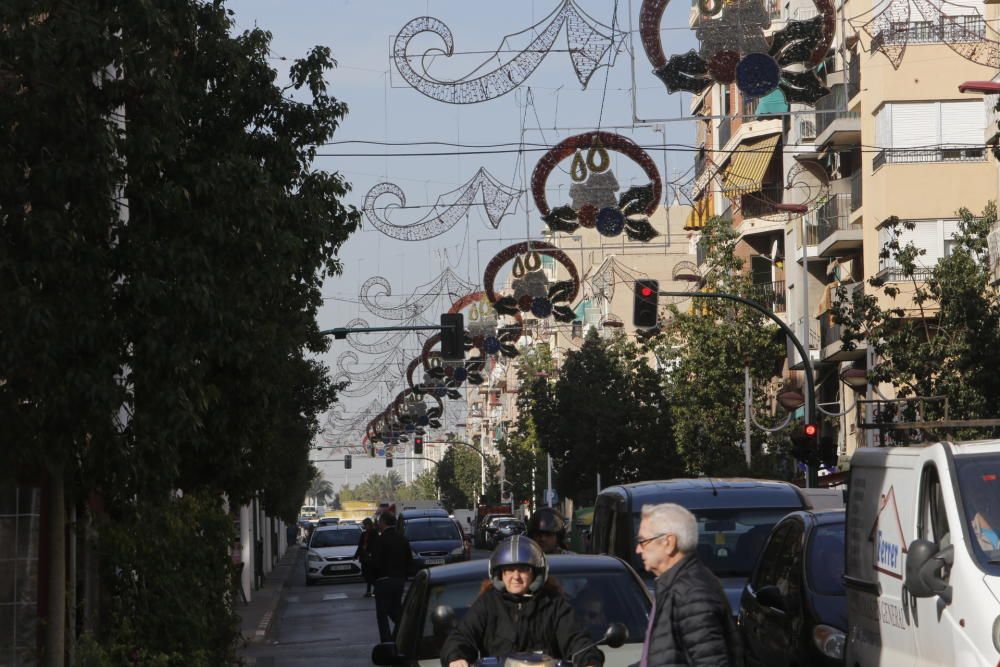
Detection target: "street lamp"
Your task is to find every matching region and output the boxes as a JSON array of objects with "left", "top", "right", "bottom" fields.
[
  {"left": 776, "top": 389, "right": 805, "bottom": 412},
  {"left": 839, "top": 367, "right": 868, "bottom": 392}
]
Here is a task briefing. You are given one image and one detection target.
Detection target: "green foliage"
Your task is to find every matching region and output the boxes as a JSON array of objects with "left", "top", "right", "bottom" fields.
[
  {"left": 436, "top": 438, "right": 500, "bottom": 511},
  {"left": 654, "top": 216, "right": 787, "bottom": 476},
  {"left": 533, "top": 330, "right": 684, "bottom": 503},
  {"left": 396, "top": 469, "right": 439, "bottom": 501},
  {"left": 352, "top": 471, "right": 405, "bottom": 501},
  {"left": 832, "top": 204, "right": 1000, "bottom": 437},
  {"left": 308, "top": 469, "right": 335, "bottom": 506},
  {"left": 77, "top": 493, "right": 240, "bottom": 667}
]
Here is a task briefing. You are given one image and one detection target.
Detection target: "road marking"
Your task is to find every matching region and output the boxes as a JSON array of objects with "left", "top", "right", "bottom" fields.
[{"left": 323, "top": 593, "right": 348, "bottom": 600}]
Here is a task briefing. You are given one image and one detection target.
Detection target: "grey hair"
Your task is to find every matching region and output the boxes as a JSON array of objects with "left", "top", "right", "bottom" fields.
[{"left": 641, "top": 503, "right": 698, "bottom": 553}]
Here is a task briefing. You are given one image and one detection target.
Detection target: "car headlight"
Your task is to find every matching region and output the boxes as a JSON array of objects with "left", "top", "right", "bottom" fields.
[
  {"left": 307, "top": 553, "right": 323, "bottom": 563},
  {"left": 993, "top": 614, "right": 1000, "bottom": 654},
  {"left": 411, "top": 550, "right": 420, "bottom": 558},
  {"left": 451, "top": 546, "right": 465, "bottom": 556},
  {"left": 812, "top": 624, "right": 845, "bottom": 660}
]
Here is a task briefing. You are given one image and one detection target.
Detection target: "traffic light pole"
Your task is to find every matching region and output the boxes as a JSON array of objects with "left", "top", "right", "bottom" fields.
[
  {"left": 659, "top": 290, "right": 817, "bottom": 481},
  {"left": 320, "top": 325, "right": 444, "bottom": 339}
]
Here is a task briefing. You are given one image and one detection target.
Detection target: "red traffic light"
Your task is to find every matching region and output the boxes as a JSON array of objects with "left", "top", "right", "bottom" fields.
[
  {"left": 803, "top": 423, "right": 819, "bottom": 438},
  {"left": 640, "top": 286, "right": 655, "bottom": 297}
]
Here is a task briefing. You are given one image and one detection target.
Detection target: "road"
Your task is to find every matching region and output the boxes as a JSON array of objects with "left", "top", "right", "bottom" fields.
[{"left": 242, "top": 549, "right": 491, "bottom": 666}]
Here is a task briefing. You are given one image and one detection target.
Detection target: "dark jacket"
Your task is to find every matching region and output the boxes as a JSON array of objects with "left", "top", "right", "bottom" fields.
[
  {"left": 370, "top": 526, "right": 411, "bottom": 580},
  {"left": 355, "top": 529, "right": 376, "bottom": 582},
  {"left": 644, "top": 554, "right": 742, "bottom": 667},
  {"left": 441, "top": 582, "right": 604, "bottom": 666}
]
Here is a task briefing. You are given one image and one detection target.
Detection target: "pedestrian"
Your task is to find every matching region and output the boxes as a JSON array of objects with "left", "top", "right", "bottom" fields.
[
  {"left": 369, "top": 510, "right": 412, "bottom": 642},
  {"left": 356, "top": 517, "right": 377, "bottom": 598},
  {"left": 526, "top": 507, "right": 572, "bottom": 555},
  {"left": 635, "top": 503, "right": 742, "bottom": 667}
]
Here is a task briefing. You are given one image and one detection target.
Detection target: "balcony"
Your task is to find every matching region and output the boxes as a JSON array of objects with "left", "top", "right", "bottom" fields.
[
  {"left": 819, "top": 283, "right": 866, "bottom": 362},
  {"left": 849, "top": 170, "right": 862, "bottom": 213},
  {"left": 788, "top": 316, "right": 821, "bottom": 369},
  {"left": 873, "top": 145, "right": 987, "bottom": 170},
  {"left": 740, "top": 183, "right": 785, "bottom": 220},
  {"left": 719, "top": 117, "right": 733, "bottom": 149},
  {"left": 847, "top": 54, "right": 860, "bottom": 102},
  {"left": 815, "top": 85, "right": 861, "bottom": 147},
  {"left": 748, "top": 280, "right": 786, "bottom": 313},
  {"left": 816, "top": 193, "right": 862, "bottom": 257},
  {"left": 871, "top": 16, "right": 985, "bottom": 49}
]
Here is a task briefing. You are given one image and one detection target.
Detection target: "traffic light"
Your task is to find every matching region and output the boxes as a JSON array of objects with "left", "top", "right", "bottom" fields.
[
  {"left": 344, "top": 454, "right": 352, "bottom": 470},
  {"left": 386, "top": 453, "right": 393, "bottom": 468},
  {"left": 633, "top": 279, "right": 660, "bottom": 328},
  {"left": 440, "top": 313, "right": 465, "bottom": 361},
  {"left": 790, "top": 423, "right": 820, "bottom": 462},
  {"left": 413, "top": 436, "right": 423, "bottom": 456}
]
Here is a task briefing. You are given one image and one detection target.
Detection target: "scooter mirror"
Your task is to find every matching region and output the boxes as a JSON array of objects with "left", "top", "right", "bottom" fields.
[
  {"left": 603, "top": 622, "right": 629, "bottom": 649},
  {"left": 430, "top": 604, "right": 457, "bottom": 633}
]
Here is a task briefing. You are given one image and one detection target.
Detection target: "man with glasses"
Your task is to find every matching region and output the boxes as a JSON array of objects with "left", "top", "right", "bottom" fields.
[{"left": 635, "top": 503, "right": 741, "bottom": 667}]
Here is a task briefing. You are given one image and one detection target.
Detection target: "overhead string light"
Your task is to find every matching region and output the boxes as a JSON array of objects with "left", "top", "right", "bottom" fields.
[{"left": 392, "top": 0, "right": 626, "bottom": 104}]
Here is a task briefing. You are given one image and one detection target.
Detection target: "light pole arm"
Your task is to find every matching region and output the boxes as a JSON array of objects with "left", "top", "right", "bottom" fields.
[{"left": 659, "top": 290, "right": 816, "bottom": 426}]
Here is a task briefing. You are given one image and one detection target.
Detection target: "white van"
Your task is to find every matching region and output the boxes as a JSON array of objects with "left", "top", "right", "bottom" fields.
[{"left": 844, "top": 439, "right": 1000, "bottom": 666}]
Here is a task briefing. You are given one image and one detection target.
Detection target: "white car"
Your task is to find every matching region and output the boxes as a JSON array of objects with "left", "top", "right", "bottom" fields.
[{"left": 305, "top": 524, "right": 363, "bottom": 586}]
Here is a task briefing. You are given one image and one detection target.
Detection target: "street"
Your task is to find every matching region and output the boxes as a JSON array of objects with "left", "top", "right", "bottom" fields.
[{"left": 241, "top": 549, "right": 492, "bottom": 666}]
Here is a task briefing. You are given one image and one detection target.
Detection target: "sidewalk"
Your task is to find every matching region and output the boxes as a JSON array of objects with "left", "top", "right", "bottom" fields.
[{"left": 238, "top": 543, "right": 302, "bottom": 645}]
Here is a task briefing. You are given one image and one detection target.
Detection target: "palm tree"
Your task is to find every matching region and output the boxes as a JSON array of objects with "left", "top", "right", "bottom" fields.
[
  {"left": 355, "top": 472, "right": 404, "bottom": 501},
  {"left": 308, "top": 473, "right": 335, "bottom": 507}
]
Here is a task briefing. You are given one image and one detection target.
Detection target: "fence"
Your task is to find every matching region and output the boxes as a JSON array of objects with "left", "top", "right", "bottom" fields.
[
  {"left": 873, "top": 146, "right": 986, "bottom": 170},
  {"left": 815, "top": 85, "right": 860, "bottom": 137},
  {"left": 748, "top": 280, "right": 786, "bottom": 313}
]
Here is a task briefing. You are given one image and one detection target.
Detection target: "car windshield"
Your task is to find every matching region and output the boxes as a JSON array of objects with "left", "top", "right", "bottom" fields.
[
  {"left": 416, "top": 571, "right": 651, "bottom": 660},
  {"left": 310, "top": 528, "right": 361, "bottom": 548},
  {"left": 806, "top": 522, "right": 846, "bottom": 595},
  {"left": 955, "top": 453, "right": 1000, "bottom": 572},
  {"left": 405, "top": 519, "right": 461, "bottom": 542},
  {"left": 633, "top": 508, "right": 795, "bottom": 577}
]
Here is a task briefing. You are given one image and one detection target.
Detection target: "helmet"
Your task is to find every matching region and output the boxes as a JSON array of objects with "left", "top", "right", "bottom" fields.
[
  {"left": 489, "top": 535, "right": 548, "bottom": 593},
  {"left": 526, "top": 507, "right": 567, "bottom": 538}
]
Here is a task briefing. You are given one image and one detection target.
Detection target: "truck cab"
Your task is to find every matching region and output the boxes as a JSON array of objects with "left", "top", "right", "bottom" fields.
[{"left": 845, "top": 439, "right": 1000, "bottom": 666}]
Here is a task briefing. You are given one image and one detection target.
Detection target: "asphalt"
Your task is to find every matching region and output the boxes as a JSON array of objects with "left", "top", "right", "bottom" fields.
[{"left": 237, "top": 545, "right": 492, "bottom": 666}]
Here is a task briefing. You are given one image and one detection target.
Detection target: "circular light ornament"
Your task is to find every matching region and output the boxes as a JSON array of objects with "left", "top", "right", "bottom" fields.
[{"left": 735, "top": 52, "right": 781, "bottom": 98}]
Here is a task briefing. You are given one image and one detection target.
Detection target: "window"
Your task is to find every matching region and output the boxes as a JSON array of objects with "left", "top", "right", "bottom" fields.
[
  {"left": 874, "top": 101, "right": 986, "bottom": 167},
  {"left": 918, "top": 465, "right": 952, "bottom": 583},
  {"left": 806, "top": 523, "right": 846, "bottom": 596},
  {"left": 403, "top": 519, "right": 461, "bottom": 542},
  {"left": 877, "top": 218, "right": 961, "bottom": 278}
]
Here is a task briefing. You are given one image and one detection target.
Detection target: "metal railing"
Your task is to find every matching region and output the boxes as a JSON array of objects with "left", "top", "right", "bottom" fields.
[
  {"left": 815, "top": 85, "right": 860, "bottom": 137},
  {"left": 820, "top": 282, "right": 862, "bottom": 348},
  {"left": 719, "top": 117, "right": 732, "bottom": 148},
  {"left": 847, "top": 55, "right": 860, "bottom": 100},
  {"left": 740, "top": 183, "right": 785, "bottom": 219},
  {"left": 695, "top": 153, "right": 707, "bottom": 179},
  {"left": 748, "top": 280, "right": 786, "bottom": 313},
  {"left": 849, "top": 171, "right": 862, "bottom": 212},
  {"left": 798, "top": 119, "right": 816, "bottom": 141},
  {"left": 873, "top": 146, "right": 987, "bottom": 169},
  {"left": 815, "top": 193, "right": 853, "bottom": 244},
  {"left": 872, "top": 16, "right": 985, "bottom": 47},
  {"left": 876, "top": 266, "right": 935, "bottom": 283}
]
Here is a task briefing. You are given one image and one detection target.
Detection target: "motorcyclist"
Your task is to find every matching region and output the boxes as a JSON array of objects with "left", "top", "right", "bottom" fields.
[
  {"left": 441, "top": 536, "right": 603, "bottom": 667},
  {"left": 526, "top": 507, "right": 572, "bottom": 555}
]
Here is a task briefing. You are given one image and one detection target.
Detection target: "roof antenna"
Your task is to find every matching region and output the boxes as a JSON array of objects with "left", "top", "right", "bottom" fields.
[{"left": 708, "top": 476, "right": 718, "bottom": 496}]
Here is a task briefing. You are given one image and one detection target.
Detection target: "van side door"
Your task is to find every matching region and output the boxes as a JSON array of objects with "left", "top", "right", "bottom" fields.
[{"left": 910, "top": 463, "right": 956, "bottom": 667}]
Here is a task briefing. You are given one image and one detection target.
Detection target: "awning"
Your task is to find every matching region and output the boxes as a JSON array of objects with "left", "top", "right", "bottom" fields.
[
  {"left": 573, "top": 298, "right": 592, "bottom": 321},
  {"left": 722, "top": 134, "right": 780, "bottom": 195},
  {"left": 756, "top": 89, "right": 789, "bottom": 116},
  {"left": 684, "top": 194, "right": 714, "bottom": 230}
]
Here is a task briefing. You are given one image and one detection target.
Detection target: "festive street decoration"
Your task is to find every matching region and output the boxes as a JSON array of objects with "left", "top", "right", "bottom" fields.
[
  {"left": 532, "top": 131, "right": 662, "bottom": 241},
  {"left": 393, "top": 1, "right": 625, "bottom": 104},
  {"left": 640, "top": 0, "right": 834, "bottom": 103},
  {"left": 363, "top": 168, "right": 522, "bottom": 240},
  {"left": 359, "top": 269, "right": 476, "bottom": 321},
  {"left": 483, "top": 242, "right": 581, "bottom": 327},
  {"left": 860, "top": 0, "right": 997, "bottom": 69}
]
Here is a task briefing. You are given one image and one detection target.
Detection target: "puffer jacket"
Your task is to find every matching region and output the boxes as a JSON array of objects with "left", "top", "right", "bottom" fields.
[
  {"left": 440, "top": 581, "right": 604, "bottom": 666},
  {"left": 644, "top": 554, "right": 742, "bottom": 667}
]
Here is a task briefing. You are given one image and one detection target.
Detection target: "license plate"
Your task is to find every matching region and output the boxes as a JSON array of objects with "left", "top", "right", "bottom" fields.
[
  {"left": 328, "top": 564, "right": 352, "bottom": 571},
  {"left": 424, "top": 558, "right": 445, "bottom": 565}
]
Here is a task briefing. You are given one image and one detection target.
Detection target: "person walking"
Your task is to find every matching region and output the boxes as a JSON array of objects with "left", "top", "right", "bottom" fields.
[
  {"left": 355, "top": 517, "right": 377, "bottom": 598},
  {"left": 370, "top": 511, "right": 412, "bottom": 642},
  {"left": 635, "top": 503, "right": 742, "bottom": 667}
]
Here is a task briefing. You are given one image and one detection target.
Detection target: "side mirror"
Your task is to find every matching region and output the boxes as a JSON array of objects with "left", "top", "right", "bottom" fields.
[
  {"left": 371, "top": 642, "right": 401, "bottom": 666},
  {"left": 905, "top": 539, "right": 954, "bottom": 603},
  {"left": 603, "top": 622, "right": 629, "bottom": 649},
  {"left": 431, "top": 604, "right": 457, "bottom": 634},
  {"left": 755, "top": 585, "right": 786, "bottom": 612}
]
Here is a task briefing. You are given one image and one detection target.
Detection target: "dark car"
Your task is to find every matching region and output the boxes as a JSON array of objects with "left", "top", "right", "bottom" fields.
[
  {"left": 371, "top": 554, "right": 652, "bottom": 666},
  {"left": 398, "top": 508, "right": 450, "bottom": 535},
  {"left": 400, "top": 516, "right": 467, "bottom": 573},
  {"left": 475, "top": 513, "right": 512, "bottom": 548},
  {"left": 490, "top": 518, "right": 525, "bottom": 547},
  {"left": 738, "top": 509, "right": 846, "bottom": 666},
  {"left": 589, "top": 478, "right": 808, "bottom": 613}
]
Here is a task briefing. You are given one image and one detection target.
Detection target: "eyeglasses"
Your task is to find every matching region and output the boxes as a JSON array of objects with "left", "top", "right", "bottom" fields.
[{"left": 636, "top": 532, "right": 670, "bottom": 548}]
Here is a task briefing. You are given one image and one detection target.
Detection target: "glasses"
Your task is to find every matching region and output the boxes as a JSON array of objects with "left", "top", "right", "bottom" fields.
[{"left": 636, "top": 532, "right": 670, "bottom": 549}]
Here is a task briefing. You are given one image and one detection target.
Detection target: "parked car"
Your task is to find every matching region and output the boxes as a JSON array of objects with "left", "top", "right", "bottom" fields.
[
  {"left": 475, "top": 513, "right": 512, "bottom": 548},
  {"left": 589, "top": 479, "right": 808, "bottom": 612},
  {"left": 739, "top": 509, "right": 846, "bottom": 666},
  {"left": 490, "top": 518, "right": 525, "bottom": 547},
  {"left": 305, "top": 524, "right": 363, "bottom": 586},
  {"left": 371, "top": 554, "right": 652, "bottom": 666},
  {"left": 400, "top": 515, "right": 467, "bottom": 573}
]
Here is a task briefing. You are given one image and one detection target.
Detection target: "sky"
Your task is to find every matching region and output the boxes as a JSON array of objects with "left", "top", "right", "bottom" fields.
[{"left": 225, "top": 0, "right": 700, "bottom": 491}]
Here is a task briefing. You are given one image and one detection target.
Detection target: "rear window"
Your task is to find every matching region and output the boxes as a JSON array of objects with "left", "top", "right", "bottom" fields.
[
  {"left": 310, "top": 528, "right": 361, "bottom": 548},
  {"left": 405, "top": 519, "right": 462, "bottom": 542},
  {"left": 806, "top": 523, "right": 846, "bottom": 596},
  {"left": 416, "top": 571, "right": 651, "bottom": 660}
]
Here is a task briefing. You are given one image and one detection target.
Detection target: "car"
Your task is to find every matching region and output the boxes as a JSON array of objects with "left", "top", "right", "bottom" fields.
[
  {"left": 304, "top": 524, "right": 363, "bottom": 586},
  {"left": 371, "top": 554, "right": 652, "bottom": 666},
  {"left": 400, "top": 515, "right": 467, "bottom": 573},
  {"left": 590, "top": 478, "right": 808, "bottom": 612},
  {"left": 490, "top": 518, "right": 525, "bottom": 546},
  {"left": 475, "top": 513, "right": 512, "bottom": 548},
  {"left": 738, "top": 509, "right": 846, "bottom": 666},
  {"left": 398, "top": 507, "right": 450, "bottom": 534},
  {"left": 317, "top": 517, "right": 340, "bottom": 526}
]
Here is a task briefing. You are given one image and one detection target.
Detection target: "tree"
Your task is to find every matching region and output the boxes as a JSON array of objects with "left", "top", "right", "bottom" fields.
[
  {"left": 653, "top": 215, "right": 787, "bottom": 476},
  {"left": 436, "top": 440, "right": 499, "bottom": 511},
  {"left": 396, "top": 469, "right": 439, "bottom": 501},
  {"left": 832, "top": 204, "right": 1000, "bottom": 438},
  {"left": 308, "top": 470, "right": 335, "bottom": 507},
  {"left": 354, "top": 472, "right": 405, "bottom": 501}
]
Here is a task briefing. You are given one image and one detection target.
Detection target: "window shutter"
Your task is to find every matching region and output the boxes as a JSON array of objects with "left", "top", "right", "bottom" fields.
[
  {"left": 907, "top": 220, "right": 942, "bottom": 266},
  {"left": 891, "top": 103, "right": 938, "bottom": 148},
  {"left": 875, "top": 105, "right": 892, "bottom": 148},
  {"left": 940, "top": 101, "right": 983, "bottom": 144}
]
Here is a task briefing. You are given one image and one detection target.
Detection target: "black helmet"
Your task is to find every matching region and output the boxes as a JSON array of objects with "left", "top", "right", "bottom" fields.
[
  {"left": 526, "top": 507, "right": 567, "bottom": 538},
  {"left": 488, "top": 535, "right": 548, "bottom": 593}
]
